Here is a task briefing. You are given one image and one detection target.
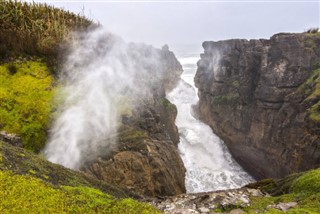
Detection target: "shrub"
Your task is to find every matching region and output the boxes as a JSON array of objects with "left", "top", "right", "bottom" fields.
[{"left": 0, "top": 0, "right": 93, "bottom": 58}]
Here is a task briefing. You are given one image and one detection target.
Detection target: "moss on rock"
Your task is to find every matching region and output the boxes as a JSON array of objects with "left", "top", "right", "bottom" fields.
[
  {"left": 299, "top": 68, "right": 320, "bottom": 123},
  {"left": 291, "top": 169, "right": 320, "bottom": 193}
]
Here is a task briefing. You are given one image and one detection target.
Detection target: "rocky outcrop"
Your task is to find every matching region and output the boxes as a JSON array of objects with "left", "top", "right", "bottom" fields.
[
  {"left": 83, "top": 47, "right": 185, "bottom": 197},
  {"left": 149, "top": 187, "right": 261, "bottom": 214},
  {"left": 195, "top": 32, "right": 320, "bottom": 179},
  {"left": 0, "top": 131, "right": 23, "bottom": 147}
]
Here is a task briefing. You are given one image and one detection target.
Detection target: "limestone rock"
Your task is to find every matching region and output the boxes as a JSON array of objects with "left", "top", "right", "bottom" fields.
[
  {"left": 84, "top": 138, "right": 186, "bottom": 196},
  {"left": 195, "top": 32, "right": 320, "bottom": 179},
  {"left": 268, "top": 202, "right": 298, "bottom": 211}
]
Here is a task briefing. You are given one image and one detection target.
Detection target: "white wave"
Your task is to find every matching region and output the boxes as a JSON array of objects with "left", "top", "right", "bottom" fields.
[{"left": 167, "top": 71, "right": 254, "bottom": 193}]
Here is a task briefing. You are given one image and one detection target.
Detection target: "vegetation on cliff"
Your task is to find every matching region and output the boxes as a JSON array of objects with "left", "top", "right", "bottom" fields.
[
  {"left": 304, "top": 68, "right": 320, "bottom": 122},
  {"left": 0, "top": 0, "right": 93, "bottom": 59},
  {"left": 244, "top": 169, "right": 320, "bottom": 213}
]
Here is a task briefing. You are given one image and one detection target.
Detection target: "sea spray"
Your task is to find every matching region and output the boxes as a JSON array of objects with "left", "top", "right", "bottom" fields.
[{"left": 44, "top": 28, "right": 164, "bottom": 169}]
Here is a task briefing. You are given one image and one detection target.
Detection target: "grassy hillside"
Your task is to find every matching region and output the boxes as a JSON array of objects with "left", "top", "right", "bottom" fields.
[
  {"left": 0, "top": 141, "right": 160, "bottom": 213},
  {"left": 0, "top": 59, "right": 54, "bottom": 152},
  {"left": 0, "top": 1, "right": 161, "bottom": 213},
  {"left": 0, "top": 0, "right": 94, "bottom": 152}
]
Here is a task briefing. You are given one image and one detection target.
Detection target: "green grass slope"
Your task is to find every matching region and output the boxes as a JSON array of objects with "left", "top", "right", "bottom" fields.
[
  {"left": 245, "top": 169, "right": 320, "bottom": 213},
  {"left": 0, "top": 1, "right": 161, "bottom": 213},
  {"left": 0, "top": 59, "right": 55, "bottom": 152},
  {"left": 0, "top": 0, "right": 94, "bottom": 153},
  {"left": 0, "top": 141, "right": 160, "bottom": 213}
]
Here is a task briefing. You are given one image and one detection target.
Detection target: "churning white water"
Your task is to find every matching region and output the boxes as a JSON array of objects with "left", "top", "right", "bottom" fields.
[{"left": 167, "top": 52, "right": 254, "bottom": 193}]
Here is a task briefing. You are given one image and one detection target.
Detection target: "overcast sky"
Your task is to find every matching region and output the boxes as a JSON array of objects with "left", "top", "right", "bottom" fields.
[{"left": 30, "top": 0, "right": 319, "bottom": 52}]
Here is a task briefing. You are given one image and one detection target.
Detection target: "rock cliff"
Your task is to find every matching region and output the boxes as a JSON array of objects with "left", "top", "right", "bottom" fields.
[
  {"left": 83, "top": 47, "right": 186, "bottom": 197},
  {"left": 195, "top": 32, "right": 320, "bottom": 179}
]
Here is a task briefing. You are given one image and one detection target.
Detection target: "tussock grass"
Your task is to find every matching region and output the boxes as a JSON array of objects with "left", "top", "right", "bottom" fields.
[{"left": 0, "top": 0, "right": 94, "bottom": 58}]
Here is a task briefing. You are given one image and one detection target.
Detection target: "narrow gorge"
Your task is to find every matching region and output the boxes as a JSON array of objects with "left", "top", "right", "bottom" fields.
[
  {"left": 167, "top": 54, "right": 253, "bottom": 193},
  {"left": 1, "top": 1, "right": 319, "bottom": 213}
]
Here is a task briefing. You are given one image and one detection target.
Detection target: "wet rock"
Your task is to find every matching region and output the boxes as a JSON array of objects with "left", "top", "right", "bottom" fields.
[{"left": 195, "top": 32, "right": 320, "bottom": 179}]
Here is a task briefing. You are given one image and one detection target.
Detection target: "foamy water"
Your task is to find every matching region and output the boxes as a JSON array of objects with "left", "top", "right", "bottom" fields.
[{"left": 167, "top": 53, "right": 254, "bottom": 193}]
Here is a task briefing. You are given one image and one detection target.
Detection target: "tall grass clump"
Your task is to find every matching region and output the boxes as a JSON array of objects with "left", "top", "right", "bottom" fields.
[{"left": 0, "top": 0, "right": 94, "bottom": 58}]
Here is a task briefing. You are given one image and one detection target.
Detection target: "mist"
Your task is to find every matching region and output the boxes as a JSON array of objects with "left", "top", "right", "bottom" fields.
[{"left": 43, "top": 28, "right": 164, "bottom": 169}]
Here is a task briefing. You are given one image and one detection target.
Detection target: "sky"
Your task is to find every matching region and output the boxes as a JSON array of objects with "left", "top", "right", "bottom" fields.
[{"left": 29, "top": 0, "right": 319, "bottom": 53}]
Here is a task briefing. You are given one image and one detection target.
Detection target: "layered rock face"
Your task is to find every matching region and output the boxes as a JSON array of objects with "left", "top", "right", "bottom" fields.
[
  {"left": 83, "top": 47, "right": 186, "bottom": 197},
  {"left": 195, "top": 32, "right": 320, "bottom": 179}
]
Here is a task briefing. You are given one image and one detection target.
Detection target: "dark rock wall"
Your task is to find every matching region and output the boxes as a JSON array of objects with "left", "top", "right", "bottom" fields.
[{"left": 195, "top": 33, "right": 320, "bottom": 179}]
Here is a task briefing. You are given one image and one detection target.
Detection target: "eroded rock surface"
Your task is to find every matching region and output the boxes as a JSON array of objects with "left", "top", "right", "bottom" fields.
[
  {"left": 83, "top": 46, "right": 186, "bottom": 196},
  {"left": 195, "top": 32, "right": 320, "bottom": 179}
]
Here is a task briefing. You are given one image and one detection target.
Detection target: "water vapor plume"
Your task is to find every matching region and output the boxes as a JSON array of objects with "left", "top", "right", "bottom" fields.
[{"left": 44, "top": 28, "right": 165, "bottom": 170}]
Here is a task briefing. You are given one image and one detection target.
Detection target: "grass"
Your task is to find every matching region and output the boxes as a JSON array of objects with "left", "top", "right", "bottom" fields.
[
  {"left": 0, "top": 0, "right": 93, "bottom": 58},
  {"left": 307, "top": 68, "right": 320, "bottom": 122},
  {"left": 0, "top": 170, "right": 160, "bottom": 213},
  {"left": 291, "top": 169, "right": 320, "bottom": 193},
  {"left": 213, "top": 93, "right": 239, "bottom": 105},
  {"left": 298, "top": 68, "right": 320, "bottom": 122},
  {"left": 0, "top": 59, "right": 55, "bottom": 152},
  {"left": 118, "top": 125, "right": 149, "bottom": 142},
  {"left": 1, "top": 141, "right": 160, "bottom": 213},
  {"left": 0, "top": 141, "right": 137, "bottom": 198},
  {"left": 160, "top": 98, "right": 177, "bottom": 110},
  {"left": 243, "top": 168, "right": 320, "bottom": 214}
]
